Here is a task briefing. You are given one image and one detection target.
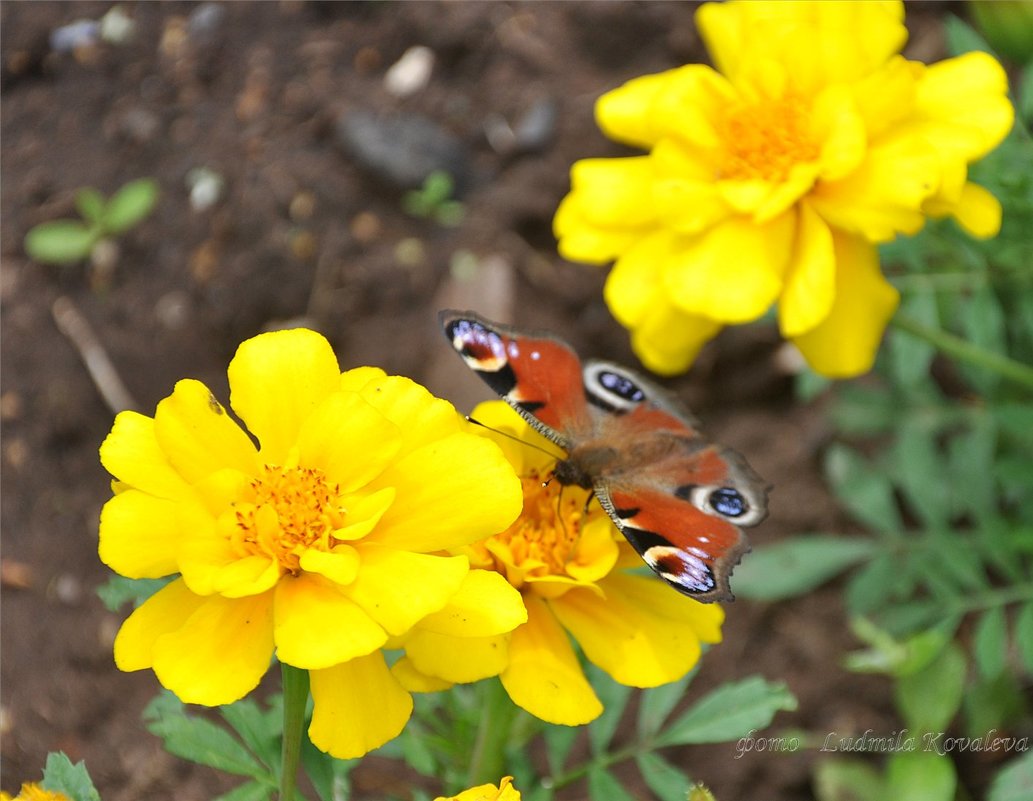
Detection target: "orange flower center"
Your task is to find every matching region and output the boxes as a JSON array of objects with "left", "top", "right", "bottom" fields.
[
  {"left": 233, "top": 464, "right": 345, "bottom": 574},
  {"left": 473, "top": 468, "right": 590, "bottom": 583},
  {"left": 717, "top": 93, "right": 818, "bottom": 182}
]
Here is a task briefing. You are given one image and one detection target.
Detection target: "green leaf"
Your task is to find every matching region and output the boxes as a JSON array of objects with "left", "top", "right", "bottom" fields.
[
  {"left": 24, "top": 219, "right": 99, "bottom": 264},
  {"left": 103, "top": 177, "right": 159, "bottom": 233},
  {"left": 586, "top": 665, "right": 632, "bottom": 755},
  {"left": 213, "top": 781, "right": 274, "bottom": 801},
  {"left": 96, "top": 575, "right": 172, "bottom": 611},
  {"left": 40, "top": 752, "right": 101, "bottom": 801},
  {"left": 656, "top": 676, "right": 797, "bottom": 747},
  {"left": 989, "top": 750, "right": 1033, "bottom": 801},
  {"left": 812, "top": 757, "right": 885, "bottom": 801},
  {"left": 959, "top": 286, "right": 1007, "bottom": 393},
  {"left": 886, "top": 750, "right": 957, "bottom": 801},
  {"left": 945, "top": 13, "right": 996, "bottom": 57},
  {"left": 587, "top": 766, "right": 635, "bottom": 801},
  {"left": 302, "top": 737, "right": 354, "bottom": 801},
  {"left": 143, "top": 691, "right": 266, "bottom": 778},
  {"left": 221, "top": 697, "right": 281, "bottom": 770},
  {"left": 963, "top": 671, "right": 1027, "bottom": 738},
  {"left": 75, "top": 187, "right": 106, "bottom": 225},
  {"left": 829, "top": 384, "right": 897, "bottom": 435},
  {"left": 974, "top": 606, "right": 1009, "bottom": 679},
  {"left": 732, "top": 535, "right": 877, "bottom": 601},
  {"left": 1020, "top": 64, "right": 1033, "bottom": 126},
  {"left": 894, "top": 642, "right": 966, "bottom": 732},
  {"left": 1015, "top": 602, "right": 1033, "bottom": 674},
  {"left": 888, "top": 290, "right": 939, "bottom": 389},
  {"left": 524, "top": 783, "right": 555, "bottom": 801},
  {"left": 948, "top": 418, "right": 998, "bottom": 526},
  {"left": 543, "top": 723, "right": 579, "bottom": 776},
  {"left": 824, "top": 445, "right": 902, "bottom": 533},
  {"left": 845, "top": 555, "right": 900, "bottom": 616},
  {"left": 636, "top": 752, "right": 691, "bottom": 801},
  {"left": 890, "top": 425, "right": 948, "bottom": 530},
  {"left": 637, "top": 672, "right": 694, "bottom": 739}
]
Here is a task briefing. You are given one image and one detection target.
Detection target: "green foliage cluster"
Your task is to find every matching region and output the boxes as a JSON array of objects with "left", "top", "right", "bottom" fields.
[{"left": 24, "top": 178, "right": 158, "bottom": 265}]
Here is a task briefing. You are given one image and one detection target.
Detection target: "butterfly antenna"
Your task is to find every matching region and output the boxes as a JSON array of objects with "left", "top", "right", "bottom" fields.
[{"left": 465, "top": 416, "right": 566, "bottom": 461}]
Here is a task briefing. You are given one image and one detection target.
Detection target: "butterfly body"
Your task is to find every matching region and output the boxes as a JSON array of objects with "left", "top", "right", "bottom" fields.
[{"left": 441, "top": 311, "right": 767, "bottom": 603}]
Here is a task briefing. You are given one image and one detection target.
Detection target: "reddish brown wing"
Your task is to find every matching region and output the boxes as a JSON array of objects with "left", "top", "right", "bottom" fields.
[
  {"left": 582, "top": 361, "right": 767, "bottom": 602},
  {"left": 440, "top": 310, "right": 593, "bottom": 447}
]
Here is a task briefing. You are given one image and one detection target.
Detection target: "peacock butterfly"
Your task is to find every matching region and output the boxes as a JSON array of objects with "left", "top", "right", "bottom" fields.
[{"left": 440, "top": 310, "right": 768, "bottom": 603}]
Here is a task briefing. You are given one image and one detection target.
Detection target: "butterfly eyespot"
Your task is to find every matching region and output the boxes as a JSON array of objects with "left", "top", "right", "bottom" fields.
[
  {"left": 709, "top": 487, "right": 747, "bottom": 517},
  {"left": 598, "top": 370, "right": 644, "bottom": 402}
]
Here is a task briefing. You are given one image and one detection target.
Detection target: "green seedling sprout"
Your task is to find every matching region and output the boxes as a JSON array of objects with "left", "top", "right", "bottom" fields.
[
  {"left": 24, "top": 178, "right": 159, "bottom": 265},
  {"left": 402, "top": 170, "right": 465, "bottom": 227}
]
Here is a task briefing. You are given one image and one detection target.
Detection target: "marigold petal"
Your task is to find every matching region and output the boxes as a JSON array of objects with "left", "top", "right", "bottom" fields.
[
  {"left": 550, "top": 575, "right": 718, "bottom": 687},
  {"left": 791, "top": 234, "right": 899, "bottom": 377},
  {"left": 299, "top": 546, "right": 360, "bottom": 587},
  {"left": 410, "top": 568, "right": 527, "bottom": 637},
  {"left": 554, "top": 192, "right": 647, "bottom": 265},
  {"left": 500, "top": 596, "right": 602, "bottom": 725},
  {"left": 812, "top": 84, "right": 867, "bottom": 182},
  {"left": 779, "top": 203, "right": 836, "bottom": 337},
  {"left": 698, "top": 1, "right": 906, "bottom": 90},
  {"left": 564, "top": 516, "right": 620, "bottom": 584},
  {"left": 604, "top": 230, "right": 679, "bottom": 329},
  {"left": 211, "top": 554, "right": 282, "bottom": 598},
  {"left": 297, "top": 391, "right": 402, "bottom": 492},
  {"left": 594, "top": 70, "right": 673, "bottom": 148},
  {"left": 274, "top": 573, "right": 386, "bottom": 669},
  {"left": 605, "top": 572, "right": 725, "bottom": 644},
  {"left": 391, "top": 655, "right": 454, "bottom": 692},
  {"left": 566, "top": 157, "right": 659, "bottom": 229},
  {"left": 309, "top": 652, "right": 413, "bottom": 759},
  {"left": 915, "top": 51, "right": 1014, "bottom": 161},
  {"left": 406, "top": 630, "right": 510, "bottom": 683},
  {"left": 347, "top": 546, "right": 469, "bottom": 635},
  {"left": 628, "top": 303, "right": 723, "bottom": 377},
  {"left": 355, "top": 374, "right": 465, "bottom": 452},
  {"left": 339, "top": 366, "right": 388, "bottom": 392},
  {"left": 228, "top": 329, "right": 342, "bottom": 464},
  {"left": 652, "top": 143, "right": 730, "bottom": 234},
  {"left": 663, "top": 214, "right": 794, "bottom": 323},
  {"left": 114, "top": 578, "right": 204, "bottom": 672},
  {"left": 924, "top": 180, "right": 1002, "bottom": 240},
  {"left": 153, "top": 379, "right": 260, "bottom": 485},
  {"left": 333, "top": 487, "right": 396, "bottom": 541},
  {"left": 100, "top": 411, "right": 191, "bottom": 501},
  {"left": 99, "top": 490, "right": 179, "bottom": 578},
  {"left": 152, "top": 589, "right": 275, "bottom": 706},
  {"left": 467, "top": 401, "right": 562, "bottom": 476},
  {"left": 365, "top": 432, "right": 522, "bottom": 552}
]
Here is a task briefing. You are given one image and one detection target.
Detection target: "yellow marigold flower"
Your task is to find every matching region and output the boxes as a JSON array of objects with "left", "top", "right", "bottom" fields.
[
  {"left": 393, "top": 402, "right": 723, "bottom": 725},
  {"left": 2, "top": 786, "right": 70, "bottom": 801},
  {"left": 435, "top": 776, "right": 521, "bottom": 801},
  {"left": 554, "top": 0, "right": 1013, "bottom": 378},
  {"left": 98, "top": 329, "right": 524, "bottom": 758}
]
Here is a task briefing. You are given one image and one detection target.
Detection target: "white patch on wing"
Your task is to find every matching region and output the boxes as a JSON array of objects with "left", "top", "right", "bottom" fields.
[{"left": 644, "top": 545, "right": 714, "bottom": 592}]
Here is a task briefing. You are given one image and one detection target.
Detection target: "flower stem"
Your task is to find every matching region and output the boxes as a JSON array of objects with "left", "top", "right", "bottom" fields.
[
  {"left": 280, "top": 662, "right": 310, "bottom": 801},
  {"left": 891, "top": 313, "right": 1033, "bottom": 392},
  {"left": 467, "top": 678, "right": 517, "bottom": 787}
]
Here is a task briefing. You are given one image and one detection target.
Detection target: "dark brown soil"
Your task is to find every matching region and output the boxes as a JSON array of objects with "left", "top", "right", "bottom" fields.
[{"left": 2, "top": 3, "right": 951, "bottom": 799}]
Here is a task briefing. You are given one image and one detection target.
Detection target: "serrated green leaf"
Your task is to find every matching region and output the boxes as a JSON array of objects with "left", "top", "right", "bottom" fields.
[
  {"left": 963, "top": 671, "right": 1027, "bottom": 738},
  {"left": 948, "top": 418, "right": 998, "bottom": 526},
  {"left": 587, "top": 766, "right": 635, "bottom": 801},
  {"left": 143, "top": 692, "right": 266, "bottom": 778},
  {"left": 929, "top": 534, "right": 988, "bottom": 593},
  {"left": 829, "top": 384, "right": 897, "bottom": 436},
  {"left": 1015, "top": 602, "right": 1033, "bottom": 674},
  {"left": 959, "top": 286, "right": 1007, "bottom": 393},
  {"left": 894, "top": 642, "right": 966, "bottom": 732},
  {"left": 845, "top": 555, "right": 900, "bottom": 616},
  {"left": 104, "top": 177, "right": 159, "bottom": 233},
  {"left": 886, "top": 750, "right": 957, "bottom": 801},
  {"left": 213, "top": 781, "right": 275, "bottom": 801},
  {"left": 221, "top": 697, "right": 281, "bottom": 770},
  {"left": 813, "top": 757, "right": 886, "bottom": 801},
  {"left": 655, "top": 676, "right": 797, "bottom": 747},
  {"left": 24, "top": 219, "right": 99, "bottom": 264},
  {"left": 989, "top": 749, "right": 1033, "bottom": 801},
  {"left": 733, "top": 535, "right": 877, "bottom": 601},
  {"left": 96, "top": 574, "right": 172, "bottom": 611},
  {"left": 889, "top": 290, "right": 939, "bottom": 389},
  {"left": 975, "top": 606, "right": 1009, "bottom": 679},
  {"left": 543, "top": 722, "right": 579, "bottom": 775},
  {"left": 75, "top": 187, "right": 106, "bottom": 225},
  {"left": 586, "top": 665, "right": 632, "bottom": 755},
  {"left": 401, "top": 722, "right": 438, "bottom": 776},
  {"left": 302, "top": 736, "right": 353, "bottom": 801},
  {"left": 40, "top": 752, "right": 101, "bottom": 801},
  {"left": 636, "top": 752, "right": 690, "bottom": 801},
  {"left": 825, "top": 445, "right": 902, "bottom": 534},
  {"left": 891, "top": 425, "right": 948, "bottom": 530},
  {"left": 637, "top": 672, "right": 694, "bottom": 739}
]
